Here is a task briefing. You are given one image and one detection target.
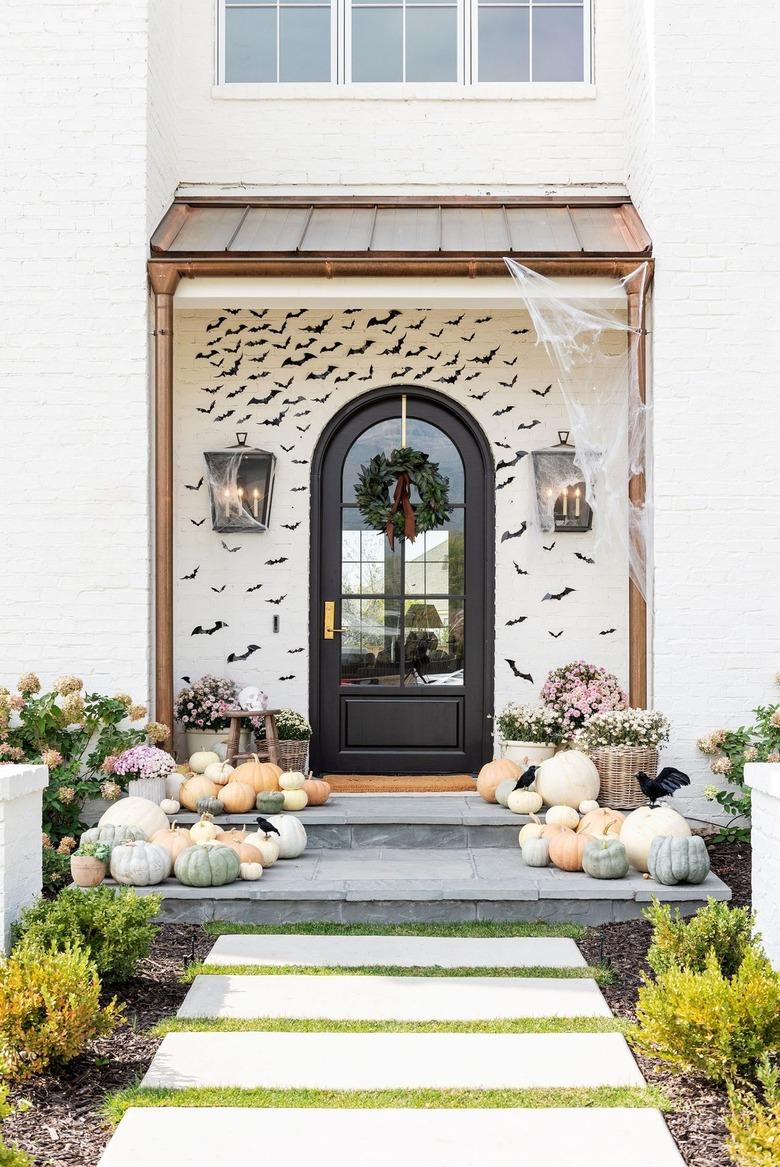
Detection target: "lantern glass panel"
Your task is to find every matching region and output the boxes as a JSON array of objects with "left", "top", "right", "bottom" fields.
[
  {"left": 204, "top": 441, "right": 276, "bottom": 533},
  {"left": 531, "top": 431, "right": 593, "bottom": 534}
]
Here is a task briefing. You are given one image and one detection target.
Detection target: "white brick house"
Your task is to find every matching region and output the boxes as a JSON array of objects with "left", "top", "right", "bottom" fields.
[{"left": 2, "top": 0, "right": 778, "bottom": 817}]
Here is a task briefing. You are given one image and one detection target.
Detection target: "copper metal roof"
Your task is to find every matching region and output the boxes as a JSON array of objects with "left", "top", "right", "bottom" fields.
[{"left": 151, "top": 197, "right": 651, "bottom": 261}]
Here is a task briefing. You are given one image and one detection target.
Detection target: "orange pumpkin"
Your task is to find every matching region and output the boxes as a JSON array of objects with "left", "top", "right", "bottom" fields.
[
  {"left": 548, "top": 828, "right": 596, "bottom": 872},
  {"left": 218, "top": 827, "right": 249, "bottom": 845},
  {"left": 577, "top": 807, "right": 625, "bottom": 838},
  {"left": 150, "top": 823, "right": 193, "bottom": 863},
  {"left": 179, "top": 775, "right": 219, "bottom": 812},
  {"left": 228, "top": 840, "right": 264, "bottom": 864},
  {"left": 476, "top": 759, "right": 521, "bottom": 803},
  {"left": 302, "top": 778, "right": 331, "bottom": 806},
  {"left": 231, "top": 754, "right": 283, "bottom": 794},
  {"left": 220, "top": 781, "right": 256, "bottom": 814}
]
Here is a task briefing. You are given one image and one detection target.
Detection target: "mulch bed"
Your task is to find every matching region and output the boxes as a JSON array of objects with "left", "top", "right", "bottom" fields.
[{"left": 3, "top": 841, "right": 750, "bottom": 1167}]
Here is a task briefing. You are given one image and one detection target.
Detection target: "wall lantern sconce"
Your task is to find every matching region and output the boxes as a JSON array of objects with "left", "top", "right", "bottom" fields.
[
  {"left": 204, "top": 433, "right": 276, "bottom": 533},
  {"left": 531, "top": 431, "right": 593, "bottom": 535}
]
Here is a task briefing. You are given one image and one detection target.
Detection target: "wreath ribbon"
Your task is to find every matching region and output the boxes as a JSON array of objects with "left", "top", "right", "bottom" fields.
[{"left": 386, "top": 472, "right": 416, "bottom": 549}]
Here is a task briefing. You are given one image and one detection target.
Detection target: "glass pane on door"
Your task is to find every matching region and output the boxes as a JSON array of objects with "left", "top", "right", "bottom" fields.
[
  {"left": 403, "top": 597, "right": 464, "bottom": 686},
  {"left": 404, "top": 511, "right": 464, "bottom": 596},
  {"left": 341, "top": 597, "right": 402, "bottom": 685}
]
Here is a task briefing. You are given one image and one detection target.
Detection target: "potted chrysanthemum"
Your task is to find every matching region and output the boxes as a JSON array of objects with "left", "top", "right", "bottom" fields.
[
  {"left": 577, "top": 708, "right": 670, "bottom": 809},
  {"left": 111, "top": 744, "right": 176, "bottom": 805},
  {"left": 255, "top": 708, "right": 312, "bottom": 771},
  {"left": 174, "top": 675, "right": 251, "bottom": 757},
  {"left": 495, "top": 703, "right": 562, "bottom": 766}
]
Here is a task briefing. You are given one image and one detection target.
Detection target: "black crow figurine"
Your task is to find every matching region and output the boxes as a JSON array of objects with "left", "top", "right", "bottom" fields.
[
  {"left": 515, "top": 767, "right": 538, "bottom": 791},
  {"left": 635, "top": 767, "right": 690, "bottom": 807},
  {"left": 255, "top": 816, "right": 281, "bottom": 837}
]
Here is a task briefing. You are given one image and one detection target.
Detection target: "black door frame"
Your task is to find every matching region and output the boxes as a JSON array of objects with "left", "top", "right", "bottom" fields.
[{"left": 309, "top": 385, "right": 495, "bottom": 775}]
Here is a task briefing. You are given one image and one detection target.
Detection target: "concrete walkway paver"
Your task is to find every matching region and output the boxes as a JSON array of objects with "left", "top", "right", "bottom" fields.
[{"left": 205, "top": 933, "right": 587, "bottom": 968}]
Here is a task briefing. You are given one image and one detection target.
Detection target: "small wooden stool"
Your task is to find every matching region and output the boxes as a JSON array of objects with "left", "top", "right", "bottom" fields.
[{"left": 223, "top": 708, "right": 282, "bottom": 767}]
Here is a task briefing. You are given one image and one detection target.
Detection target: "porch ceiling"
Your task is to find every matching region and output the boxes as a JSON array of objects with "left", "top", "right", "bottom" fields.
[{"left": 150, "top": 196, "right": 652, "bottom": 264}]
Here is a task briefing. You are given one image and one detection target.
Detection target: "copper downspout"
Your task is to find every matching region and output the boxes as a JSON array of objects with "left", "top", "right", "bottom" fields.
[{"left": 625, "top": 262, "right": 652, "bottom": 708}]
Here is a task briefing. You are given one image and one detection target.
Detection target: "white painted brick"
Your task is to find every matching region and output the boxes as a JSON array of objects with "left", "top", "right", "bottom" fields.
[{"left": 0, "top": 765, "right": 48, "bottom": 952}]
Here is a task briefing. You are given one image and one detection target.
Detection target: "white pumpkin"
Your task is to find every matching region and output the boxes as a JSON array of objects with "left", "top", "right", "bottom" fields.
[
  {"left": 518, "top": 820, "right": 545, "bottom": 848},
  {"left": 240, "top": 861, "right": 263, "bottom": 881},
  {"left": 265, "top": 814, "right": 307, "bottom": 859},
  {"left": 243, "top": 831, "right": 280, "bottom": 867},
  {"left": 545, "top": 804, "right": 580, "bottom": 830},
  {"left": 282, "top": 788, "right": 308, "bottom": 812},
  {"left": 99, "top": 796, "right": 169, "bottom": 840},
  {"left": 204, "top": 761, "right": 234, "bottom": 786},
  {"left": 279, "top": 771, "right": 306, "bottom": 791},
  {"left": 189, "top": 750, "right": 221, "bottom": 774},
  {"left": 620, "top": 805, "right": 692, "bottom": 872},
  {"left": 191, "top": 813, "right": 220, "bottom": 844},
  {"left": 165, "top": 772, "right": 186, "bottom": 801},
  {"left": 534, "top": 750, "right": 600, "bottom": 810},
  {"left": 506, "top": 789, "right": 543, "bottom": 816},
  {"left": 110, "top": 840, "right": 171, "bottom": 885},
  {"left": 578, "top": 799, "right": 600, "bottom": 815},
  {"left": 159, "top": 798, "right": 180, "bottom": 815}
]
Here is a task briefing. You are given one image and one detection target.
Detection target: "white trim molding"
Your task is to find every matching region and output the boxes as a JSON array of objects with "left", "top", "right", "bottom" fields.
[{"left": 745, "top": 763, "right": 780, "bottom": 971}]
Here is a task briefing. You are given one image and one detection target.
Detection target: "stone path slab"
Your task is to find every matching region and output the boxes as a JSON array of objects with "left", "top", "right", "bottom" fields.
[
  {"left": 142, "top": 1031, "right": 643, "bottom": 1090},
  {"left": 99, "top": 1108, "right": 685, "bottom": 1167},
  {"left": 205, "top": 933, "right": 587, "bottom": 969},
  {"left": 178, "top": 973, "right": 612, "bottom": 1020}
]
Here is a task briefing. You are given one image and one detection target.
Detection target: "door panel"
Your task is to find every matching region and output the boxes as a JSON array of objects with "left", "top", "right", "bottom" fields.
[{"left": 312, "top": 389, "right": 493, "bottom": 774}]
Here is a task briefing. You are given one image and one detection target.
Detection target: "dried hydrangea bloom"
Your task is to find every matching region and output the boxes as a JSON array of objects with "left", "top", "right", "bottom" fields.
[
  {"left": 768, "top": 750, "right": 780, "bottom": 764},
  {"left": 61, "top": 694, "right": 85, "bottom": 724},
  {"left": 710, "top": 756, "right": 733, "bottom": 775},
  {"left": 697, "top": 734, "right": 720, "bottom": 755},
  {"left": 770, "top": 709, "right": 780, "bottom": 728},
  {"left": 40, "top": 748, "right": 63, "bottom": 768},
  {"left": 54, "top": 675, "right": 84, "bottom": 696},
  {"left": 17, "top": 672, "right": 41, "bottom": 695},
  {"left": 56, "top": 835, "right": 76, "bottom": 855},
  {"left": 100, "top": 780, "right": 122, "bottom": 802},
  {"left": 114, "top": 693, "right": 133, "bottom": 708},
  {"left": 0, "top": 743, "right": 23, "bottom": 762},
  {"left": 58, "top": 785, "right": 77, "bottom": 805},
  {"left": 129, "top": 703, "right": 148, "bottom": 721},
  {"left": 41, "top": 832, "right": 52, "bottom": 849},
  {"left": 744, "top": 745, "right": 759, "bottom": 762},
  {"left": 9, "top": 695, "right": 25, "bottom": 712},
  {"left": 703, "top": 785, "right": 719, "bottom": 801},
  {"left": 101, "top": 754, "right": 118, "bottom": 775},
  {"left": 145, "top": 721, "right": 169, "bottom": 743}
]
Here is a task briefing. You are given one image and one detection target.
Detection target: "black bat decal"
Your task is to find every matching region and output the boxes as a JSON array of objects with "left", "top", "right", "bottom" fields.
[
  {"left": 227, "top": 644, "right": 261, "bottom": 663},
  {"left": 247, "top": 372, "right": 270, "bottom": 381},
  {"left": 275, "top": 377, "right": 294, "bottom": 390},
  {"left": 464, "top": 372, "right": 481, "bottom": 382},
  {"left": 282, "top": 352, "right": 315, "bottom": 366},
  {"left": 223, "top": 342, "right": 241, "bottom": 354},
  {"left": 306, "top": 366, "right": 337, "bottom": 380},
  {"left": 406, "top": 346, "right": 426, "bottom": 357},
  {"left": 501, "top": 522, "right": 527, "bottom": 542},
  {"left": 444, "top": 352, "right": 460, "bottom": 367},
  {"left": 185, "top": 477, "right": 204, "bottom": 491},
  {"left": 496, "top": 476, "right": 514, "bottom": 490},
  {"left": 379, "top": 337, "right": 404, "bottom": 356},
  {"left": 249, "top": 309, "right": 268, "bottom": 318},
  {"left": 475, "top": 316, "right": 492, "bottom": 324},
  {"left": 266, "top": 595, "right": 287, "bottom": 605},
  {"left": 224, "top": 324, "right": 247, "bottom": 337},
  {"left": 512, "top": 327, "right": 530, "bottom": 336},
  {"left": 542, "top": 587, "right": 576, "bottom": 601},
  {"left": 548, "top": 630, "right": 564, "bottom": 639},
  {"left": 258, "top": 410, "right": 288, "bottom": 426},
  {"left": 506, "top": 660, "right": 533, "bottom": 682},
  {"left": 181, "top": 566, "right": 199, "bottom": 580},
  {"left": 191, "top": 620, "right": 228, "bottom": 636},
  {"left": 266, "top": 322, "right": 287, "bottom": 335},
  {"left": 499, "top": 375, "right": 518, "bottom": 389},
  {"left": 599, "top": 627, "right": 617, "bottom": 636},
  {"left": 237, "top": 414, "right": 251, "bottom": 424},
  {"left": 409, "top": 317, "right": 427, "bottom": 330},
  {"left": 430, "top": 328, "right": 444, "bottom": 338},
  {"left": 542, "top": 542, "right": 556, "bottom": 551},
  {"left": 226, "top": 385, "right": 247, "bottom": 399},
  {"left": 248, "top": 390, "right": 281, "bottom": 406},
  {"left": 282, "top": 521, "right": 301, "bottom": 531},
  {"left": 217, "top": 355, "right": 244, "bottom": 378},
  {"left": 392, "top": 366, "right": 413, "bottom": 379},
  {"left": 446, "top": 314, "right": 464, "bottom": 326},
  {"left": 343, "top": 320, "right": 356, "bottom": 330},
  {"left": 367, "top": 310, "right": 401, "bottom": 327},
  {"left": 288, "top": 647, "right": 305, "bottom": 654},
  {"left": 513, "top": 562, "right": 528, "bottom": 575},
  {"left": 435, "top": 373, "right": 460, "bottom": 385},
  {"left": 532, "top": 384, "right": 552, "bottom": 397},
  {"left": 190, "top": 518, "right": 206, "bottom": 526},
  {"left": 493, "top": 405, "right": 514, "bottom": 417},
  {"left": 575, "top": 552, "right": 595, "bottom": 565},
  {"left": 278, "top": 675, "right": 295, "bottom": 681},
  {"left": 517, "top": 420, "right": 541, "bottom": 431},
  {"left": 291, "top": 458, "right": 309, "bottom": 465},
  {"left": 266, "top": 557, "right": 289, "bottom": 565},
  {"left": 197, "top": 401, "right": 215, "bottom": 415},
  {"left": 495, "top": 451, "right": 527, "bottom": 471},
  {"left": 181, "top": 676, "right": 191, "bottom": 684},
  {"left": 291, "top": 485, "right": 307, "bottom": 492},
  {"left": 247, "top": 583, "right": 263, "bottom": 592},
  {"left": 461, "top": 333, "right": 475, "bottom": 343},
  {"left": 281, "top": 444, "right": 296, "bottom": 453},
  {"left": 313, "top": 393, "right": 332, "bottom": 404},
  {"left": 200, "top": 385, "right": 219, "bottom": 395},
  {"left": 295, "top": 338, "right": 316, "bottom": 351},
  {"left": 283, "top": 396, "right": 305, "bottom": 405},
  {"left": 470, "top": 347, "right": 500, "bottom": 365},
  {"left": 357, "top": 365, "right": 374, "bottom": 381},
  {"left": 335, "top": 372, "right": 357, "bottom": 384},
  {"left": 211, "top": 585, "right": 226, "bottom": 593},
  {"left": 302, "top": 316, "right": 333, "bottom": 334},
  {"left": 272, "top": 336, "right": 291, "bottom": 350},
  {"left": 505, "top": 616, "right": 527, "bottom": 626},
  {"left": 295, "top": 409, "right": 311, "bottom": 417},
  {"left": 414, "top": 366, "right": 434, "bottom": 380},
  {"left": 215, "top": 410, "right": 235, "bottom": 422},
  {"left": 206, "top": 317, "right": 226, "bottom": 332},
  {"left": 468, "top": 389, "right": 489, "bottom": 400},
  {"left": 285, "top": 308, "right": 305, "bottom": 319},
  {"left": 321, "top": 342, "right": 342, "bottom": 353},
  {"left": 504, "top": 356, "right": 518, "bottom": 366},
  {"left": 220, "top": 540, "right": 241, "bottom": 553}
]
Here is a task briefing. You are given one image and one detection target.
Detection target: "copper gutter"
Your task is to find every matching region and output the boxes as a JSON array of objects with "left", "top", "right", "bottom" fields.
[{"left": 626, "top": 261, "right": 653, "bottom": 708}]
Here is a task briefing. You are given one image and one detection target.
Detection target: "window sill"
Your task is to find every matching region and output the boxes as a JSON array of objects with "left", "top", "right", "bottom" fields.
[{"left": 211, "top": 82, "right": 596, "bottom": 102}]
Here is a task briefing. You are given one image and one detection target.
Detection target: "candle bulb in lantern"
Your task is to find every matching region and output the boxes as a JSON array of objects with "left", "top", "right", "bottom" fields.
[
  {"left": 237, "top": 486, "right": 244, "bottom": 516},
  {"left": 562, "top": 487, "right": 569, "bottom": 518},
  {"left": 252, "top": 488, "right": 259, "bottom": 519},
  {"left": 223, "top": 489, "right": 231, "bottom": 521},
  {"left": 574, "top": 487, "right": 581, "bottom": 518}
]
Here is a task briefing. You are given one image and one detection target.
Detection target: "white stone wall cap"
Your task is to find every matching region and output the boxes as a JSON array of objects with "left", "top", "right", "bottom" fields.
[
  {"left": 745, "top": 763, "right": 780, "bottom": 799},
  {"left": 0, "top": 764, "right": 49, "bottom": 801}
]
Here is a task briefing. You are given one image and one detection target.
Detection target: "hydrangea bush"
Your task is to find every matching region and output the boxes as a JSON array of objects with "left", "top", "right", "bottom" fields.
[
  {"left": 175, "top": 675, "right": 238, "bottom": 731},
  {"left": 577, "top": 708, "right": 670, "bottom": 751},
  {"left": 495, "top": 703, "right": 563, "bottom": 745},
  {"left": 540, "top": 660, "right": 628, "bottom": 736}
]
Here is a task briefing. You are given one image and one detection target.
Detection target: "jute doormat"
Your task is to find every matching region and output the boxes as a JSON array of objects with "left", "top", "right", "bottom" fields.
[{"left": 323, "top": 774, "right": 476, "bottom": 793}]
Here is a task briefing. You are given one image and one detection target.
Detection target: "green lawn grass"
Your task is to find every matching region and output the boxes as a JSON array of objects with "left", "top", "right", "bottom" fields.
[
  {"left": 184, "top": 961, "right": 613, "bottom": 985},
  {"left": 154, "top": 1015, "right": 627, "bottom": 1036},
  {"left": 104, "top": 1083, "right": 668, "bottom": 1126},
  {"left": 204, "top": 920, "right": 585, "bottom": 939}
]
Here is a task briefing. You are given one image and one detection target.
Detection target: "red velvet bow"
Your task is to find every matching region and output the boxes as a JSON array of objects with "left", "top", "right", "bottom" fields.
[{"left": 386, "top": 472, "right": 417, "bottom": 549}]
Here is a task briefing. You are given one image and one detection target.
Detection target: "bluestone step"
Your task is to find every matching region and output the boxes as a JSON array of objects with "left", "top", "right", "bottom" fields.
[
  {"left": 178, "top": 973, "right": 612, "bottom": 1020},
  {"left": 99, "top": 1108, "right": 685, "bottom": 1167},
  {"left": 205, "top": 933, "right": 586, "bottom": 969},
  {"left": 142, "top": 1031, "right": 643, "bottom": 1090}
]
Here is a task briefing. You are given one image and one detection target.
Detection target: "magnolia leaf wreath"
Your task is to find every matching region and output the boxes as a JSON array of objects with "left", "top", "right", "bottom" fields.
[{"left": 355, "top": 447, "right": 452, "bottom": 549}]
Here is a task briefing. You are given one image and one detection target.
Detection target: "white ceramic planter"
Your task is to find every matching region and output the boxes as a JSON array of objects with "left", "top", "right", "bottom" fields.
[
  {"left": 127, "top": 775, "right": 167, "bottom": 804},
  {"left": 500, "top": 741, "right": 557, "bottom": 767},
  {"left": 185, "top": 728, "right": 251, "bottom": 759}
]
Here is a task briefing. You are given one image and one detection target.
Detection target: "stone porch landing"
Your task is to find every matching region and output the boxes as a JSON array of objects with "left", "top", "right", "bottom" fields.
[{"left": 119, "top": 793, "right": 731, "bottom": 925}]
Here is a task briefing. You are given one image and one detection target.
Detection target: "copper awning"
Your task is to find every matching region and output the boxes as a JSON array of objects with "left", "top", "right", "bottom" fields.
[{"left": 151, "top": 196, "right": 651, "bottom": 266}]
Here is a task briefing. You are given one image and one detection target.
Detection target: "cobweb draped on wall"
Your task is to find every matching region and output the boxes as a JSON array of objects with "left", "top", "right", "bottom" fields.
[{"left": 504, "top": 259, "right": 650, "bottom": 599}]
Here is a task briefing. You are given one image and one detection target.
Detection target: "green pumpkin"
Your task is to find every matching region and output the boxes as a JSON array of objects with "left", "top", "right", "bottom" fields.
[
  {"left": 256, "top": 790, "right": 285, "bottom": 814},
  {"left": 521, "top": 837, "right": 550, "bottom": 867},
  {"left": 495, "top": 778, "right": 518, "bottom": 808},
  {"left": 196, "top": 796, "right": 224, "bottom": 817},
  {"left": 174, "top": 842, "right": 240, "bottom": 887},
  {"left": 582, "top": 836, "right": 629, "bottom": 880},
  {"left": 80, "top": 823, "right": 146, "bottom": 850},
  {"left": 648, "top": 835, "right": 710, "bottom": 885}
]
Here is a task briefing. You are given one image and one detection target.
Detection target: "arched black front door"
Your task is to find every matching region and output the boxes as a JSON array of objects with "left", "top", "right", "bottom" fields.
[{"left": 310, "top": 388, "right": 494, "bottom": 775}]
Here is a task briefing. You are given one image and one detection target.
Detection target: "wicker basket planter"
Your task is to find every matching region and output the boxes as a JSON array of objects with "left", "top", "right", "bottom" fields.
[
  {"left": 276, "top": 739, "right": 310, "bottom": 772},
  {"left": 591, "top": 746, "right": 658, "bottom": 809}
]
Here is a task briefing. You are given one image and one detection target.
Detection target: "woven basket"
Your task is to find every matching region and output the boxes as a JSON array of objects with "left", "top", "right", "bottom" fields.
[
  {"left": 275, "top": 739, "right": 310, "bottom": 772},
  {"left": 590, "top": 746, "right": 658, "bottom": 810}
]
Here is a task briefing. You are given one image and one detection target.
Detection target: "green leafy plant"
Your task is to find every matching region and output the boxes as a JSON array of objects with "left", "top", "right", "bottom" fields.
[
  {"left": 354, "top": 447, "right": 452, "bottom": 545},
  {"left": 41, "top": 843, "right": 71, "bottom": 896},
  {"left": 645, "top": 898, "right": 759, "bottom": 979},
  {"left": 0, "top": 942, "right": 121, "bottom": 1080},
  {"left": 13, "top": 886, "right": 161, "bottom": 983},
  {"left": 632, "top": 949, "right": 780, "bottom": 1083},
  {"left": 727, "top": 1056, "right": 780, "bottom": 1167},
  {"left": 73, "top": 841, "right": 111, "bottom": 862},
  {"left": 0, "top": 1084, "right": 32, "bottom": 1167},
  {"left": 698, "top": 675, "right": 780, "bottom": 842}
]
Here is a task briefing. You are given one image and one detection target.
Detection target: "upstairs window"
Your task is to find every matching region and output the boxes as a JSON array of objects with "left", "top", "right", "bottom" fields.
[{"left": 220, "top": 0, "right": 590, "bottom": 85}]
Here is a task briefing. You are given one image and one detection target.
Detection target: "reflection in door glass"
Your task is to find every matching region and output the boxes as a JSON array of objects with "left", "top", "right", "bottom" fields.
[
  {"left": 404, "top": 513, "right": 464, "bottom": 596},
  {"left": 340, "top": 597, "right": 402, "bottom": 686},
  {"left": 403, "top": 598, "right": 464, "bottom": 687},
  {"left": 341, "top": 508, "right": 402, "bottom": 595}
]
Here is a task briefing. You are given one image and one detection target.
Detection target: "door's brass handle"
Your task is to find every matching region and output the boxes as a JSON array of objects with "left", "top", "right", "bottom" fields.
[{"left": 323, "top": 601, "right": 345, "bottom": 639}]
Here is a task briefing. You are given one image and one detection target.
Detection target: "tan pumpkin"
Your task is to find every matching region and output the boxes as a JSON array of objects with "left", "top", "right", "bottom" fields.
[
  {"left": 282, "top": 788, "right": 308, "bottom": 812},
  {"left": 150, "top": 822, "right": 193, "bottom": 863},
  {"left": 229, "top": 839, "right": 265, "bottom": 864},
  {"left": 577, "top": 807, "right": 625, "bottom": 838},
  {"left": 545, "top": 805, "right": 580, "bottom": 830},
  {"left": 231, "top": 754, "right": 283, "bottom": 794},
  {"left": 218, "top": 826, "right": 248, "bottom": 845},
  {"left": 548, "top": 828, "right": 596, "bottom": 872},
  {"left": 191, "top": 813, "right": 220, "bottom": 844},
  {"left": 302, "top": 778, "right": 331, "bottom": 806},
  {"left": 476, "top": 758, "right": 521, "bottom": 803},
  {"left": 220, "top": 780, "right": 256, "bottom": 814},
  {"left": 179, "top": 775, "right": 219, "bottom": 812}
]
